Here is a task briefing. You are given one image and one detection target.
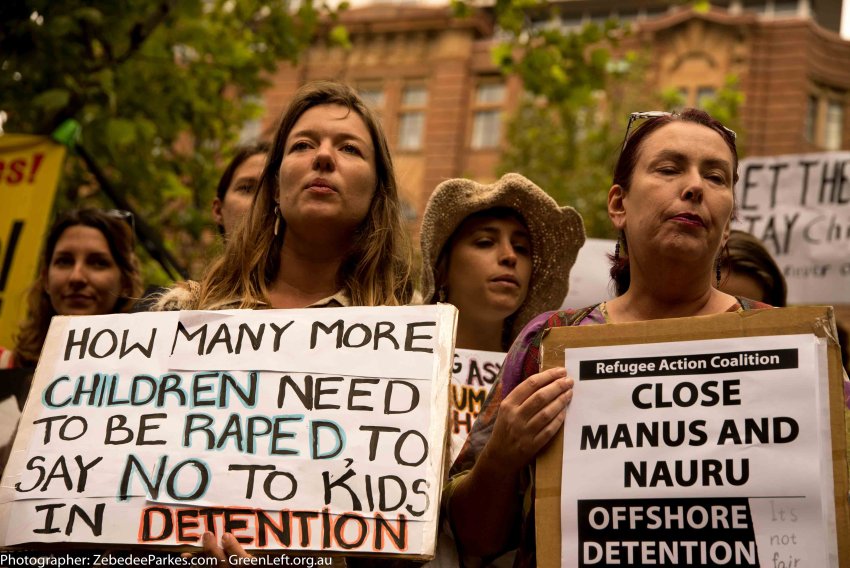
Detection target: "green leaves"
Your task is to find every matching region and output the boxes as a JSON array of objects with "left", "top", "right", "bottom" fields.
[
  {"left": 328, "top": 24, "right": 351, "bottom": 49},
  {"left": 2, "top": 0, "right": 324, "bottom": 282},
  {"left": 491, "top": 43, "right": 514, "bottom": 68},
  {"left": 32, "top": 89, "right": 71, "bottom": 113},
  {"left": 492, "top": 1, "right": 745, "bottom": 238},
  {"left": 490, "top": 13, "right": 620, "bottom": 236},
  {"left": 105, "top": 118, "right": 137, "bottom": 147}
]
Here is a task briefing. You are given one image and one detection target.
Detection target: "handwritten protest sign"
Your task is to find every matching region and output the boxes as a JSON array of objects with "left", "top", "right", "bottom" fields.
[
  {"left": 535, "top": 307, "right": 849, "bottom": 568},
  {"left": 732, "top": 152, "right": 850, "bottom": 304},
  {"left": 0, "top": 305, "right": 457, "bottom": 559},
  {"left": 449, "top": 349, "right": 503, "bottom": 462},
  {"left": 0, "top": 134, "right": 66, "bottom": 347}
]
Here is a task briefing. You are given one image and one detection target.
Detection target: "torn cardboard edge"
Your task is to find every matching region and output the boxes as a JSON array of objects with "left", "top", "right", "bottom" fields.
[{"left": 535, "top": 306, "right": 849, "bottom": 568}]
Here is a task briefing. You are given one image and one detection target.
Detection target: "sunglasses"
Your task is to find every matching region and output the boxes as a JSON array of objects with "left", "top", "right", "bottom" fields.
[
  {"left": 622, "top": 111, "right": 737, "bottom": 152},
  {"left": 105, "top": 209, "right": 135, "bottom": 233}
]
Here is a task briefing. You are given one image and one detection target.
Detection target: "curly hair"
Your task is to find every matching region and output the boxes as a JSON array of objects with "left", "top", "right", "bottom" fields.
[
  {"left": 721, "top": 230, "right": 787, "bottom": 306},
  {"left": 13, "top": 208, "right": 142, "bottom": 366}
]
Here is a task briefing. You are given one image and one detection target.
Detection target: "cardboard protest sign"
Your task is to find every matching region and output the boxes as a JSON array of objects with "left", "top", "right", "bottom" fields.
[
  {"left": 449, "top": 349, "right": 504, "bottom": 462},
  {"left": 0, "top": 134, "right": 66, "bottom": 347},
  {"left": 733, "top": 152, "right": 850, "bottom": 304},
  {"left": 0, "top": 305, "right": 457, "bottom": 559},
  {"left": 535, "top": 306, "right": 849, "bottom": 568}
]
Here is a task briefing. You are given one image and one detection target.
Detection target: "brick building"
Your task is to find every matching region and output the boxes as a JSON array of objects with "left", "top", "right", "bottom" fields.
[{"left": 257, "top": 0, "right": 850, "bottom": 220}]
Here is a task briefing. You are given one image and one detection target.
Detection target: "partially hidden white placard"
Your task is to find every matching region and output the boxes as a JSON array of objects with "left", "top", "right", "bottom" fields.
[
  {"left": 560, "top": 334, "right": 837, "bottom": 568},
  {"left": 732, "top": 152, "right": 850, "bottom": 304},
  {"left": 0, "top": 305, "right": 457, "bottom": 558},
  {"left": 449, "top": 349, "right": 504, "bottom": 462}
]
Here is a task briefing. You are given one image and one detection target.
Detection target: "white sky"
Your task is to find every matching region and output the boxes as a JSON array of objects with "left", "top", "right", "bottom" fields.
[{"left": 843, "top": 0, "right": 850, "bottom": 38}]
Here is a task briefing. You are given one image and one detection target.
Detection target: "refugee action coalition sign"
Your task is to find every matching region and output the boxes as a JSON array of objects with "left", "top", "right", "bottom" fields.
[
  {"left": 0, "top": 305, "right": 456, "bottom": 558},
  {"left": 535, "top": 307, "right": 849, "bottom": 568},
  {"left": 449, "top": 349, "right": 503, "bottom": 462},
  {"left": 732, "top": 152, "right": 850, "bottom": 304}
]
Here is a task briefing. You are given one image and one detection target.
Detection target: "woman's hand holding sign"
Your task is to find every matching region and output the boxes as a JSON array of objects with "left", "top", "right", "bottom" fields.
[
  {"left": 484, "top": 367, "right": 573, "bottom": 474},
  {"left": 182, "top": 532, "right": 251, "bottom": 566},
  {"left": 451, "top": 367, "right": 572, "bottom": 557}
]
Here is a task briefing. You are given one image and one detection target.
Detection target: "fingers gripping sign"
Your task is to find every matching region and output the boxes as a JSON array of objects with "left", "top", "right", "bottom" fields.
[
  {"left": 485, "top": 367, "right": 573, "bottom": 473},
  {"left": 182, "top": 531, "right": 253, "bottom": 567}
]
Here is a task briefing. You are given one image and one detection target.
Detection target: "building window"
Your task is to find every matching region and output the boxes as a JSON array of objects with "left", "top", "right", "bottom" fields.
[
  {"left": 696, "top": 87, "right": 716, "bottom": 108},
  {"left": 358, "top": 85, "right": 385, "bottom": 112},
  {"left": 238, "top": 95, "right": 264, "bottom": 143},
  {"left": 804, "top": 94, "right": 818, "bottom": 142},
  {"left": 807, "top": 88, "right": 846, "bottom": 149},
  {"left": 397, "top": 84, "right": 427, "bottom": 151},
  {"left": 471, "top": 82, "right": 506, "bottom": 149},
  {"left": 824, "top": 100, "right": 844, "bottom": 150},
  {"left": 742, "top": 0, "right": 769, "bottom": 14},
  {"left": 773, "top": 0, "right": 800, "bottom": 16}
]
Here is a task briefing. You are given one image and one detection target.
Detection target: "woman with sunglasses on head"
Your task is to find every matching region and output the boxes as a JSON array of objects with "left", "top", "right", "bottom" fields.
[
  {"left": 157, "top": 81, "right": 413, "bottom": 313},
  {"left": 443, "top": 109, "right": 771, "bottom": 566},
  {"left": 2, "top": 208, "right": 142, "bottom": 372},
  {"left": 0, "top": 208, "right": 142, "bottom": 472}
]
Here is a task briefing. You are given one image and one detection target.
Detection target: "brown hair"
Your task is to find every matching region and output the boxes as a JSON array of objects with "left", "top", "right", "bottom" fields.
[
  {"left": 14, "top": 208, "right": 142, "bottom": 366},
  {"left": 216, "top": 141, "right": 272, "bottom": 201},
  {"left": 196, "top": 81, "right": 414, "bottom": 308},
  {"left": 610, "top": 108, "right": 739, "bottom": 295},
  {"left": 721, "top": 230, "right": 787, "bottom": 306}
]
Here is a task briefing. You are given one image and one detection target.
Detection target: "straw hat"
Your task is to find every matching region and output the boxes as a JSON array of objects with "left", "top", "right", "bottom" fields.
[{"left": 420, "top": 173, "right": 586, "bottom": 341}]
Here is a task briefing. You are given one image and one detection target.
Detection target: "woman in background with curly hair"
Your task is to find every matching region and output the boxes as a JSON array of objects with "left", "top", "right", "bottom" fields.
[
  {"left": 0, "top": 207, "right": 142, "bottom": 474},
  {"left": 3, "top": 207, "right": 142, "bottom": 372}
]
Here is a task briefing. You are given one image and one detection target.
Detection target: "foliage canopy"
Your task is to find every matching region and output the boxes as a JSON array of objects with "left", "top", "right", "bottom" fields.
[
  {"left": 1, "top": 0, "right": 328, "bottom": 281},
  {"left": 475, "top": 2, "right": 744, "bottom": 238}
]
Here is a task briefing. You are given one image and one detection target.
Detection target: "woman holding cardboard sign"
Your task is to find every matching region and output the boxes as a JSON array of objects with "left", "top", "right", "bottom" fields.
[
  {"left": 157, "top": 81, "right": 414, "bottom": 312},
  {"left": 159, "top": 81, "right": 414, "bottom": 564},
  {"left": 0, "top": 208, "right": 142, "bottom": 476},
  {"left": 444, "top": 109, "right": 771, "bottom": 565}
]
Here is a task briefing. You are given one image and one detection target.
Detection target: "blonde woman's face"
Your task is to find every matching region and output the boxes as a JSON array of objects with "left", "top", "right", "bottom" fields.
[
  {"left": 446, "top": 215, "right": 532, "bottom": 322},
  {"left": 45, "top": 226, "right": 125, "bottom": 316},
  {"left": 277, "top": 104, "right": 377, "bottom": 235}
]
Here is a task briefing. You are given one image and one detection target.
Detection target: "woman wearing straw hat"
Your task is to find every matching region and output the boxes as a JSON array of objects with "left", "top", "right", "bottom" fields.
[
  {"left": 418, "top": 173, "right": 583, "bottom": 568},
  {"left": 420, "top": 173, "right": 585, "bottom": 353}
]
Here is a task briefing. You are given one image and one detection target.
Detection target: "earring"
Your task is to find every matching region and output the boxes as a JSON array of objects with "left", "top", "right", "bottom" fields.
[
  {"left": 614, "top": 233, "right": 621, "bottom": 263},
  {"left": 715, "top": 256, "right": 722, "bottom": 287},
  {"left": 437, "top": 287, "right": 447, "bottom": 302},
  {"left": 273, "top": 205, "right": 281, "bottom": 237}
]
